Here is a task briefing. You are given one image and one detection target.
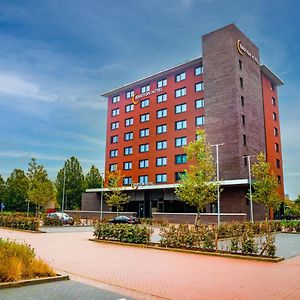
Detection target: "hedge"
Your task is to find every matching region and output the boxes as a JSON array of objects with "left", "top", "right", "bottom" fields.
[{"left": 0, "top": 215, "right": 40, "bottom": 231}]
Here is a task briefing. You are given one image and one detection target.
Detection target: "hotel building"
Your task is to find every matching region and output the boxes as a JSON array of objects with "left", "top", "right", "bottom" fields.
[{"left": 82, "top": 24, "right": 284, "bottom": 222}]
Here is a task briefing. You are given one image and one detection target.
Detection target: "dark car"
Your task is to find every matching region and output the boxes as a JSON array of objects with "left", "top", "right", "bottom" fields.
[{"left": 108, "top": 215, "right": 141, "bottom": 224}]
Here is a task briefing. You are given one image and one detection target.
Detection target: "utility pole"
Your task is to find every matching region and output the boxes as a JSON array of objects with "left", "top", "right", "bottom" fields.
[
  {"left": 243, "top": 155, "right": 254, "bottom": 223},
  {"left": 100, "top": 172, "right": 104, "bottom": 221},
  {"left": 62, "top": 168, "right": 66, "bottom": 214}
]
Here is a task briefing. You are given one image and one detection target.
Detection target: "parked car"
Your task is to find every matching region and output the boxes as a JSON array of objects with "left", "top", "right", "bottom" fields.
[
  {"left": 46, "top": 212, "right": 74, "bottom": 225},
  {"left": 108, "top": 215, "right": 140, "bottom": 224}
]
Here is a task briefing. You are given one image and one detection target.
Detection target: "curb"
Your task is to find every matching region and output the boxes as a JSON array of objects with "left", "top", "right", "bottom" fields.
[
  {"left": 0, "top": 226, "right": 45, "bottom": 233},
  {"left": 0, "top": 274, "right": 69, "bottom": 290},
  {"left": 89, "top": 238, "right": 284, "bottom": 263}
]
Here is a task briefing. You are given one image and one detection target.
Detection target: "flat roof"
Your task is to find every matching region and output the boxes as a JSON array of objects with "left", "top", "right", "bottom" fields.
[
  {"left": 101, "top": 56, "right": 202, "bottom": 98},
  {"left": 260, "top": 65, "right": 284, "bottom": 86}
]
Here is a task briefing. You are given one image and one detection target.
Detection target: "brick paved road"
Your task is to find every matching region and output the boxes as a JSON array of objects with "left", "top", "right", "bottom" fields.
[{"left": 1, "top": 228, "right": 299, "bottom": 300}]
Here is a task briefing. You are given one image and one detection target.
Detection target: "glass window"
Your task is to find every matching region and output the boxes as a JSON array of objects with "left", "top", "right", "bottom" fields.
[
  {"left": 194, "top": 66, "right": 203, "bottom": 76},
  {"left": 112, "top": 108, "right": 119, "bottom": 116},
  {"left": 110, "top": 149, "right": 118, "bottom": 158},
  {"left": 124, "top": 147, "right": 133, "bottom": 155},
  {"left": 241, "top": 96, "right": 245, "bottom": 106},
  {"left": 242, "top": 115, "right": 245, "bottom": 125},
  {"left": 243, "top": 134, "right": 247, "bottom": 145},
  {"left": 175, "top": 103, "right": 186, "bottom": 114},
  {"left": 139, "top": 175, "right": 148, "bottom": 184},
  {"left": 139, "top": 144, "right": 149, "bottom": 153},
  {"left": 175, "top": 171, "right": 185, "bottom": 182},
  {"left": 195, "top": 99, "right": 204, "bottom": 108},
  {"left": 109, "top": 164, "right": 117, "bottom": 172},
  {"left": 124, "top": 132, "right": 133, "bottom": 141},
  {"left": 140, "top": 128, "right": 149, "bottom": 137},
  {"left": 175, "top": 136, "right": 187, "bottom": 147},
  {"left": 271, "top": 82, "right": 275, "bottom": 91},
  {"left": 156, "top": 174, "right": 167, "bottom": 183},
  {"left": 123, "top": 177, "right": 132, "bottom": 186},
  {"left": 157, "top": 78, "right": 167, "bottom": 88},
  {"left": 157, "top": 109, "right": 167, "bottom": 118},
  {"left": 272, "top": 97, "right": 276, "bottom": 106},
  {"left": 156, "top": 124, "right": 167, "bottom": 134},
  {"left": 276, "top": 159, "right": 280, "bottom": 169},
  {"left": 175, "top": 120, "right": 187, "bottom": 130},
  {"left": 175, "top": 154, "right": 187, "bottom": 164},
  {"left": 140, "top": 98, "right": 150, "bottom": 108},
  {"left": 111, "top": 121, "right": 119, "bottom": 130},
  {"left": 111, "top": 135, "right": 118, "bottom": 143},
  {"left": 112, "top": 95, "right": 120, "bottom": 103},
  {"left": 125, "top": 104, "right": 134, "bottom": 112},
  {"left": 196, "top": 116, "right": 205, "bottom": 126},
  {"left": 273, "top": 112, "right": 277, "bottom": 121},
  {"left": 175, "top": 87, "right": 186, "bottom": 98},
  {"left": 156, "top": 140, "right": 167, "bottom": 150},
  {"left": 156, "top": 157, "right": 167, "bottom": 166},
  {"left": 240, "top": 77, "right": 243, "bottom": 89},
  {"left": 274, "top": 127, "right": 278, "bottom": 136},
  {"left": 139, "top": 159, "right": 149, "bottom": 168},
  {"left": 195, "top": 82, "right": 204, "bottom": 92},
  {"left": 157, "top": 93, "right": 167, "bottom": 103},
  {"left": 140, "top": 113, "right": 149, "bottom": 123},
  {"left": 123, "top": 161, "right": 132, "bottom": 170},
  {"left": 175, "top": 72, "right": 186, "bottom": 82},
  {"left": 141, "top": 84, "right": 150, "bottom": 93},
  {"left": 275, "top": 143, "right": 279, "bottom": 152},
  {"left": 126, "top": 90, "right": 134, "bottom": 99},
  {"left": 125, "top": 118, "right": 134, "bottom": 127}
]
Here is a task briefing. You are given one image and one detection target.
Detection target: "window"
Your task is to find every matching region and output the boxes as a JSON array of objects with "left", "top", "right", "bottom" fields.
[
  {"left": 240, "top": 77, "right": 244, "bottom": 88},
  {"left": 274, "top": 127, "right": 278, "bottom": 136},
  {"left": 112, "top": 95, "right": 120, "bottom": 103},
  {"left": 126, "top": 90, "right": 134, "bottom": 99},
  {"left": 175, "top": 154, "right": 187, "bottom": 164},
  {"left": 156, "top": 140, "right": 167, "bottom": 150},
  {"left": 175, "top": 120, "right": 187, "bottom": 130},
  {"left": 195, "top": 82, "right": 204, "bottom": 92},
  {"left": 239, "top": 59, "right": 242, "bottom": 70},
  {"left": 195, "top": 99, "right": 204, "bottom": 108},
  {"left": 124, "top": 132, "right": 133, "bottom": 141},
  {"left": 140, "top": 113, "right": 149, "bottom": 123},
  {"left": 140, "top": 98, "right": 149, "bottom": 108},
  {"left": 124, "top": 146, "right": 133, "bottom": 155},
  {"left": 156, "top": 124, "right": 167, "bottom": 134},
  {"left": 140, "top": 128, "right": 149, "bottom": 137},
  {"left": 139, "top": 144, "right": 149, "bottom": 153},
  {"left": 175, "top": 72, "right": 186, "bottom": 82},
  {"left": 275, "top": 143, "right": 279, "bottom": 152},
  {"left": 112, "top": 108, "right": 119, "bottom": 116},
  {"left": 111, "top": 121, "right": 119, "bottom": 130},
  {"left": 123, "top": 177, "right": 132, "bottom": 186},
  {"left": 125, "top": 117, "right": 134, "bottom": 127},
  {"left": 125, "top": 103, "right": 134, "bottom": 112},
  {"left": 175, "top": 103, "right": 186, "bottom": 114},
  {"left": 273, "top": 112, "right": 277, "bottom": 121},
  {"left": 175, "top": 87, "right": 186, "bottom": 98},
  {"left": 195, "top": 66, "right": 203, "bottom": 76},
  {"left": 139, "top": 159, "right": 149, "bottom": 168},
  {"left": 156, "top": 174, "right": 167, "bottom": 183},
  {"left": 141, "top": 84, "right": 150, "bottom": 93},
  {"left": 271, "top": 82, "right": 275, "bottom": 91},
  {"left": 276, "top": 159, "right": 280, "bottom": 169},
  {"left": 157, "top": 93, "right": 167, "bottom": 103},
  {"left": 195, "top": 116, "right": 205, "bottom": 126},
  {"left": 139, "top": 175, "right": 148, "bottom": 184},
  {"left": 109, "top": 164, "right": 117, "bottom": 172},
  {"left": 175, "top": 136, "right": 187, "bottom": 147},
  {"left": 277, "top": 175, "right": 281, "bottom": 184},
  {"left": 175, "top": 172, "right": 185, "bottom": 182},
  {"left": 241, "top": 96, "right": 245, "bottom": 106},
  {"left": 243, "top": 134, "right": 247, "bottom": 145},
  {"left": 157, "top": 108, "right": 167, "bottom": 118},
  {"left": 272, "top": 97, "right": 276, "bottom": 106},
  {"left": 111, "top": 135, "right": 118, "bottom": 144},
  {"left": 242, "top": 115, "right": 245, "bottom": 125},
  {"left": 157, "top": 78, "right": 167, "bottom": 88},
  {"left": 110, "top": 149, "right": 118, "bottom": 158},
  {"left": 156, "top": 157, "right": 167, "bottom": 166},
  {"left": 123, "top": 161, "right": 132, "bottom": 170},
  {"left": 244, "top": 157, "right": 248, "bottom": 166}
]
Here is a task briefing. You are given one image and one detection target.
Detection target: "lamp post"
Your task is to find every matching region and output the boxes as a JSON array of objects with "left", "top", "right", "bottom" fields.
[
  {"left": 62, "top": 168, "right": 66, "bottom": 214},
  {"left": 211, "top": 143, "right": 224, "bottom": 225},
  {"left": 100, "top": 172, "right": 104, "bottom": 221},
  {"left": 244, "top": 155, "right": 254, "bottom": 223}
]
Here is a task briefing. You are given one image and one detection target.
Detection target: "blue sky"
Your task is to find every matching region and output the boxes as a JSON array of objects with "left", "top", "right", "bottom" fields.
[{"left": 0, "top": 0, "right": 299, "bottom": 199}]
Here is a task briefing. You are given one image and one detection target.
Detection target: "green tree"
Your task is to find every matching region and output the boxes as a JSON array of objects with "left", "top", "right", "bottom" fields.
[
  {"left": 0, "top": 175, "right": 5, "bottom": 206},
  {"left": 27, "top": 158, "right": 56, "bottom": 214},
  {"left": 3, "top": 169, "right": 29, "bottom": 211},
  {"left": 294, "top": 195, "right": 300, "bottom": 206},
  {"left": 175, "top": 129, "right": 219, "bottom": 226},
  {"left": 105, "top": 170, "right": 129, "bottom": 216},
  {"left": 56, "top": 156, "right": 85, "bottom": 210},
  {"left": 251, "top": 152, "right": 282, "bottom": 220},
  {"left": 85, "top": 165, "right": 103, "bottom": 189}
]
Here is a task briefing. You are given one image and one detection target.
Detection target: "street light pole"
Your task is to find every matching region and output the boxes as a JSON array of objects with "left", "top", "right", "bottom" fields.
[
  {"left": 244, "top": 155, "right": 254, "bottom": 223},
  {"left": 212, "top": 143, "right": 224, "bottom": 226},
  {"left": 62, "top": 168, "right": 66, "bottom": 214},
  {"left": 100, "top": 172, "right": 104, "bottom": 221}
]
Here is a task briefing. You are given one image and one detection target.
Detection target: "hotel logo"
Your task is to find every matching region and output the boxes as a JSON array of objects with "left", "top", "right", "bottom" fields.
[{"left": 236, "top": 40, "right": 259, "bottom": 65}]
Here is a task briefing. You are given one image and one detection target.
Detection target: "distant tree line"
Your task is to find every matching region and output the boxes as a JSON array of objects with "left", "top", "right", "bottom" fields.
[{"left": 0, "top": 156, "right": 103, "bottom": 212}]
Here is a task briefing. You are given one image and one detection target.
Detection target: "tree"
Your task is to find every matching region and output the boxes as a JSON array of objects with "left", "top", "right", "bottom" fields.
[
  {"left": 0, "top": 175, "right": 5, "bottom": 206},
  {"left": 3, "top": 169, "right": 29, "bottom": 211},
  {"left": 251, "top": 152, "right": 282, "bottom": 220},
  {"left": 105, "top": 170, "right": 129, "bottom": 215},
  {"left": 56, "top": 156, "right": 85, "bottom": 210},
  {"left": 295, "top": 195, "right": 300, "bottom": 206},
  {"left": 85, "top": 165, "right": 103, "bottom": 189},
  {"left": 175, "top": 130, "right": 219, "bottom": 226}
]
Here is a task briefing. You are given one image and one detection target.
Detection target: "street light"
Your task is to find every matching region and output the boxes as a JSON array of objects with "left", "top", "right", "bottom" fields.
[
  {"left": 100, "top": 172, "right": 105, "bottom": 221},
  {"left": 211, "top": 143, "right": 224, "bottom": 225},
  {"left": 62, "top": 168, "right": 66, "bottom": 214},
  {"left": 243, "top": 155, "right": 254, "bottom": 223}
]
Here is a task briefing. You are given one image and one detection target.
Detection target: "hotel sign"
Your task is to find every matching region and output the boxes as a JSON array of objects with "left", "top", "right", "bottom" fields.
[
  {"left": 132, "top": 87, "right": 163, "bottom": 105},
  {"left": 236, "top": 40, "right": 260, "bottom": 65}
]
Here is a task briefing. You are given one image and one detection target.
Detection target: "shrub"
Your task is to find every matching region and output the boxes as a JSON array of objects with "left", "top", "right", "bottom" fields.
[
  {"left": 0, "top": 214, "right": 40, "bottom": 231},
  {"left": 141, "top": 218, "right": 169, "bottom": 227},
  {"left": 241, "top": 231, "right": 258, "bottom": 254}
]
